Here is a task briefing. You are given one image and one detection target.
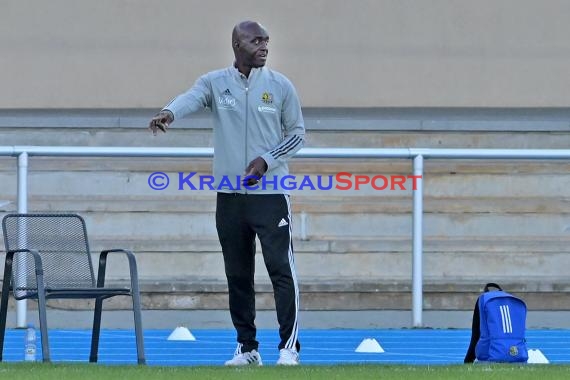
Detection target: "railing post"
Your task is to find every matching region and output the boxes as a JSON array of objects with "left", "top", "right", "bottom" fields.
[
  {"left": 412, "top": 154, "right": 424, "bottom": 327},
  {"left": 16, "top": 152, "right": 28, "bottom": 328}
]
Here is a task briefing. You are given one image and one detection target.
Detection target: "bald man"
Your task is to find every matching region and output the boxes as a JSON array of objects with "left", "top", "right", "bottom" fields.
[{"left": 149, "top": 21, "right": 304, "bottom": 366}]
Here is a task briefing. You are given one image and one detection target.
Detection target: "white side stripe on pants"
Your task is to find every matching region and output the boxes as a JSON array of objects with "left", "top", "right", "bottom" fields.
[
  {"left": 283, "top": 195, "right": 299, "bottom": 350},
  {"left": 500, "top": 305, "right": 512, "bottom": 333}
]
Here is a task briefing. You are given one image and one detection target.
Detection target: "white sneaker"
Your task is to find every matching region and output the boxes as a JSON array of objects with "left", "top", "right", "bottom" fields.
[
  {"left": 276, "top": 348, "right": 300, "bottom": 366},
  {"left": 224, "top": 344, "right": 263, "bottom": 366}
]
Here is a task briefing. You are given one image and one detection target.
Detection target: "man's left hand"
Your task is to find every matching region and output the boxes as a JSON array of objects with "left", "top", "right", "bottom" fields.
[{"left": 243, "top": 157, "right": 268, "bottom": 186}]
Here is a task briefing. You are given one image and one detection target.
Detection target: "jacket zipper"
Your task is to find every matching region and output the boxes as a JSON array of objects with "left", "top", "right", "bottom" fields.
[{"left": 244, "top": 84, "right": 249, "bottom": 194}]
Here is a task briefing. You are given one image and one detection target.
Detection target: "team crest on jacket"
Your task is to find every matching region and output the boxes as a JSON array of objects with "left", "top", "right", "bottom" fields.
[{"left": 261, "top": 92, "right": 273, "bottom": 104}]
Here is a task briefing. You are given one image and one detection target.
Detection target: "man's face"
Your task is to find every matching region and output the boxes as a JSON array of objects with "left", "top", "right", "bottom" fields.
[{"left": 235, "top": 23, "right": 269, "bottom": 69}]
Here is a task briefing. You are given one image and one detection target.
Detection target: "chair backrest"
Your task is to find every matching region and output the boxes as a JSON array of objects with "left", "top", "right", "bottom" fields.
[{"left": 2, "top": 213, "right": 96, "bottom": 299}]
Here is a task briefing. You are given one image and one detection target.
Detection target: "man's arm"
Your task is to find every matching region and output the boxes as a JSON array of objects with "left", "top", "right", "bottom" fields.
[
  {"left": 148, "top": 75, "right": 212, "bottom": 134},
  {"left": 260, "top": 79, "right": 305, "bottom": 170},
  {"left": 244, "top": 79, "right": 305, "bottom": 185}
]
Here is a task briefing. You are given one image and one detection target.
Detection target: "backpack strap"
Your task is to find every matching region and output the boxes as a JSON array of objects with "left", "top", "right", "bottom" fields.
[
  {"left": 484, "top": 283, "right": 502, "bottom": 292},
  {"left": 464, "top": 298, "right": 480, "bottom": 363}
]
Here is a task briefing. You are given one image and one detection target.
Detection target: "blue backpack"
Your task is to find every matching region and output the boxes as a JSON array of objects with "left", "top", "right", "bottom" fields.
[{"left": 464, "top": 283, "right": 528, "bottom": 363}]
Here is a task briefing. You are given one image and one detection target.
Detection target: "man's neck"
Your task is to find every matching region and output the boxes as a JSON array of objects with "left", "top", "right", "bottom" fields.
[{"left": 234, "top": 62, "right": 251, "bottom": 78}]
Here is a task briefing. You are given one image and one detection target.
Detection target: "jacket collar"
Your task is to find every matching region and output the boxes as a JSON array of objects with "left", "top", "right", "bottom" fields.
[{"left": 231, "top": 63, "right": 264, "bottom": 83}]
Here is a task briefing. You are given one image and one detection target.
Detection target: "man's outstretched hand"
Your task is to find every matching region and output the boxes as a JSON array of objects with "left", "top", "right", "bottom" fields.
[
  {"left": 148, "top": 110, "right": 174, "bottom": 136},
  {"left": 243, "top": 157, "right": 268, "bottom": 186}
]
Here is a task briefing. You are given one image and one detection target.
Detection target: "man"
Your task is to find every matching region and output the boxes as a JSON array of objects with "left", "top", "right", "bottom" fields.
[{"left": 148, "top": 20, "right": 304, "bottom": 366}]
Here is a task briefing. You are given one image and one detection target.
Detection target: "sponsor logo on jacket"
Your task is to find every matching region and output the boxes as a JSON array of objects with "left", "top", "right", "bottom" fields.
[
  {"left": 258, "top": 105, "right": 277, "bottom": 113},
  {"left": 217, "top": 89, "right": 236, "bottom": 109}
]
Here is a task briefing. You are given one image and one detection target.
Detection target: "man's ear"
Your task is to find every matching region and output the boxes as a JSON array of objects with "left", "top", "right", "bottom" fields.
[{"left": 233, "top": 41, "right": 239, "bottom": 47}]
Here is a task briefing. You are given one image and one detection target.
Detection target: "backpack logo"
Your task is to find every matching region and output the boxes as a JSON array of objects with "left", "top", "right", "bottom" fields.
[
  {"left": 500, "top": 304, "right": 513, "bottom": 333},
  {"left": 509, "top": 346, "right": 519, "bottom": 356}
]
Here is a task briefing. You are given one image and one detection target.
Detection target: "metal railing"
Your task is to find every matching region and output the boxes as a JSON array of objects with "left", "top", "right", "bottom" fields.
[{"left": 1, "top": 145, "right": 570, "bottom": 328}]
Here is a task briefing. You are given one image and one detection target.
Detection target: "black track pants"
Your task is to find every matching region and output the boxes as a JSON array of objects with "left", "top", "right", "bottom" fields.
[{"left": 216, "top": 192, "right": 300, "bottom": 352}]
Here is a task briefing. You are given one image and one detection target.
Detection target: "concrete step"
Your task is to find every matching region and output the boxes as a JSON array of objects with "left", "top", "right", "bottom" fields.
[
  {"left": 7, "top": 278, "right": 570, "bottom": 312},
  {"left": 3, "top": 237, "right": 568, "bottom": 287},
  {"left": 2, "top": 124, "right": 570, "bottom": 149},
  {"left": 52, "top": 211, "right": 570, "bottom": 239},
  {"left": 2, "top": 159, "right": 570, "bottom": 185},
  {"left": 2, "top": 165, "right": 570, "bottom": 200},
  {"left": 3, "top": 156, "right": 570, "bottom": 173},
  {"left": 2, "top": 195, "right": 570, "bottom": 214},
  {"left": 108, "top": 250, "right": 566, "bottom": 282},
  {"left": 99, "top": 248, "right": 570, "bottom": 284},
  {"left": 1, "top": 208, "right": 568, "bottom": 241},
  {"left": 113, "top": 242, "right": 570, "bottom": 281}
]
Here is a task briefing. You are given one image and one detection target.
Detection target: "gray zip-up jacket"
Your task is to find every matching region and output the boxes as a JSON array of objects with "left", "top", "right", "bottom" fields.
[{"left": 163, "top": 65, "right": 305, "bottom": 194}]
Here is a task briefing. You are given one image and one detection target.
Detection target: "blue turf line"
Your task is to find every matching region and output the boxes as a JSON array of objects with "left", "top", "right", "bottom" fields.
[{"left": 1, "top": 329, "right": 569, "bottom": 365}]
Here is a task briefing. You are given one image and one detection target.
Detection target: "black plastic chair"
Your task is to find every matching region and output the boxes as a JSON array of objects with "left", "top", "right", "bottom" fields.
[{"left": 0, "top": 213, "right": 145, "bottom": 363}]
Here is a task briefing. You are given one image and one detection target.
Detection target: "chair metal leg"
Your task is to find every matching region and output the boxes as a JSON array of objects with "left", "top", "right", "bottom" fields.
[
  {"left": 27, "top": 249, "right": 51, "bottom": 362},
  {"left": 35, "top": 275, "right": 50, "bottom": 362},
  {"left": 127, "top": 251, "right": 145, "bottom": 364},
  {"left": 132, "top": 292, "right": 145, "bottom": 364},
  {"left": 89, "top": 297, "right": 104, "bottom": 363},
  {"left": 91, "top": 248, "right": 109, "bottom": 363},
  {"left": 0, "top": 253, "right": 14, "bottom": 362}
]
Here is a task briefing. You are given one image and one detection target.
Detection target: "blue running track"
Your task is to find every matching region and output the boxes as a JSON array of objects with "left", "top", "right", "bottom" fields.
[{"left": 1, "top": 329, "right": 569, "bottom": 365}]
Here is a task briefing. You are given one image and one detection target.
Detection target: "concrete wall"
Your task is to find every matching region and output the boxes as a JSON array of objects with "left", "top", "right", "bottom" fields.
[{"left": 2, "top": 0, "right": 570, "bottom": 108}]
